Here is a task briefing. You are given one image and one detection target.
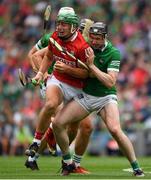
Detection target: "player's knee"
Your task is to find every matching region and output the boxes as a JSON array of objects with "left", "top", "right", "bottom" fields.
[
  {"left": 44, "top": 101, "right": 57, "bottom": 114},
  {"left": 79, "top": 121, "right": 93, "bottom": 136},
  {"left": 108, "top": 126, "right": 120, "bottom": 137},
  {"left": 68, "top": 126, "right": 78, "bottom": 138},
  {"left": 52, "top": 117, "right": 64, "bottom": 131}
]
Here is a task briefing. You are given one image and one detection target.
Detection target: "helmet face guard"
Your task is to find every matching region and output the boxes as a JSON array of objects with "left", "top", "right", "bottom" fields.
[
  {"left": 56, "top": 7, "right": 79, "bottom": 39},
  {"left": 56, "top": 13, "right": 79, "bottom": 39},
  {"left": 89, "top": 22, "right": 108, "bottom": 50},
  {"left": 89, "top": 22, "right": 107, "bottom": 37}
]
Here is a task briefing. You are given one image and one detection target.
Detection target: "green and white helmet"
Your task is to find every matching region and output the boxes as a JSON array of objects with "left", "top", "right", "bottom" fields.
[
  {"left": 56, "top": 7, "right": 79, "bottom": 27},
  {"left": 58, "top": 7, "right": 75, "bottom": 15}
]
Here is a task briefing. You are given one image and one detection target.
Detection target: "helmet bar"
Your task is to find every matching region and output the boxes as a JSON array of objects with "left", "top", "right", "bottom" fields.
[{"left": 89, "top": 22, "right": 107, "bottom": 35}]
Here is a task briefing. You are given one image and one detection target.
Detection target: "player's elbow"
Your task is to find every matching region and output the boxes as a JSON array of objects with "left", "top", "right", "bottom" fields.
[
  {"left": 27, "top": 55, "right": 33, "bottom": 67},
  {"left": 28, "top": 47, "right": 34, "bottom": 57},
  {"left": 106, "top": 80, "right": 116, "bottom": 88},
  {"left": 27, "top": 51, "right": 35, "bottom": 63}
]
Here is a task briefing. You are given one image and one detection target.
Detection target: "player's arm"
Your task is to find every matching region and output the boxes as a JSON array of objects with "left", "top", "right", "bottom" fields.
[
  {"left": 28, "top": 46, "right": 39, "bottom": 73},
  {"left": 89, "top": 65, "right": 118, "bottom": 88},
  {"left": 53, "top": 42, "right": 89, "bottom": 79},
  {"left": 31, "top": 47, "right": 48, "bottom": 71},
  {"left": 31, "top": 47, "right": 50, "bottom": 80},
  {"left": 85, "top": 47, "right": 118, "bottom": 88},
  {"left": 54, "top": 61, "right": 88, "bottom": 79},
  {"left": 65, "top": 65, "right": 88, "bottom": 79},
  {"left": 28, "top": 35, "right": 49, "bottom": 73},
  {"left": 28, "top": 46, "right": 38, "bottom": 57},
  {"left": 33, "top": 47, "right": 53, "bottom": 84},
  {"left": 31, "top": 47, "right": 47, "bottom": 61},
  {"left": 62, "top": 45, "right": 89, "bottom": 79},
  {"left": 39, "top": 47, "right": 53, "bottom": 74}
]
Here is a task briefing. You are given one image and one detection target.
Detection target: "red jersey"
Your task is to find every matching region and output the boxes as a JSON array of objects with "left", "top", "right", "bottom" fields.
[{"left": 48, "top": 31, "right": 90, "bottom": 88}]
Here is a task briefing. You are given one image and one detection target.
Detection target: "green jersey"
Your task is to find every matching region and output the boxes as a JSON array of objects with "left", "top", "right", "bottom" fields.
[
  {"left": 84, "top": 41, "right": 121, "bottom": 97},
  {"left": 35, "top": 32, "right": 52, "bottom": 50},
  {"left": 35, "top": 32, "right": 55, "bottom": 74}
]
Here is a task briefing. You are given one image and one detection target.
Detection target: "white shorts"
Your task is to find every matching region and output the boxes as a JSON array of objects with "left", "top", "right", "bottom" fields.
[
  {"left": 46, "top": 75, "right": 83, "bottom": 104},
  {"left": 74, "top": 93, "right": 118, "bottom": 113}
]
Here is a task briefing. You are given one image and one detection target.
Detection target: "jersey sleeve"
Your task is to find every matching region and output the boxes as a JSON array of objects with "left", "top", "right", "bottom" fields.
[
  {"left": 35, "top": 39, "right": 42, "bottom": 50},
  {"left": 35, "top": 36, "right": 48, "bottom": 50},
  {"left": 107, "top": 50, "right": 121, "bottom": 72},
  {"left": 35, "top": 33, "right": 52, "bottom": 50}
]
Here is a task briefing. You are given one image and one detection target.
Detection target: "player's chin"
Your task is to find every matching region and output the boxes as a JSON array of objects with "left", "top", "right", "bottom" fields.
[
  {"left": 91, "top": 45, "right": 100, "bottom": 50},
  {"left": 58, "top": 32, "right": 65, "bottom": 37}
]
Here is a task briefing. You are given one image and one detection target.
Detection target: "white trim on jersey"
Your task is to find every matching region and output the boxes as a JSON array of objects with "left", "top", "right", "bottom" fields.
[
  {"left": 35, "top": 40, "right": 42, "bottom": 50},
  {"left": 107, "top": 68, "right": 119, "bottom": 72},
  {"left": 101, "top": 40, "right": 108, "bottom": 52},
  {"left": 70, "top": 31, "right": 78, "bottom": 42},
  {"left": 35, "top": 44, "right": 40, "bottom": 50},
  {"left": 110, "top": 61, "right": 120, "bottom": 66}
]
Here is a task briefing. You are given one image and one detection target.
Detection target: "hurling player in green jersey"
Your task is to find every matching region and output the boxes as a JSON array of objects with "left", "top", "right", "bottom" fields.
[
  {"left": 28, "top": 32, "right": 54, "bottom": 76},
  {"left": 52, "top": 22, "right": 144, "bottom": 177},
  {"left": 25, "top": 14, "right": 93, "bottom": 174}
]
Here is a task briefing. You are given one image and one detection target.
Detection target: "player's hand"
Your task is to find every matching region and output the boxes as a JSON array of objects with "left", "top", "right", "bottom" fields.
[
  {"left": 32, "top": 71, "right": 43, "bottom": 85},
  {"left": 85, "top": 47, "right": 95, "bottom": 68},
  {"left": 54, "top": 61, "right": 68, "bottom": 73}
]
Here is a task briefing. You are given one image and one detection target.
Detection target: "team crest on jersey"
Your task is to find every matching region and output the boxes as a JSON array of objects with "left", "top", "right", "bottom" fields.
[{"left": 61, "top": 47, "right": 75, "bottom": 56}]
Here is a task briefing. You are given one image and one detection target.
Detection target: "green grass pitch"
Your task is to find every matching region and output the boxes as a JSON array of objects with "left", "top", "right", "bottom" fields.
[{"left": 0, "top": 155, "right": 150, "bottom": 179}]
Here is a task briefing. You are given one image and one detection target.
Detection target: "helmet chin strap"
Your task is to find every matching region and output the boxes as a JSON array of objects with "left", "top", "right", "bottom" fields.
[{"left": 71, "top": 24, "right": 76, "bottom": 34}]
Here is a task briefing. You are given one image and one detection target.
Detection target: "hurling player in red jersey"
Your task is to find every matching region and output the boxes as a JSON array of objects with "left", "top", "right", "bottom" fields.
[{"left": 25, "top": 7, "right": 92, "bottom": 174}]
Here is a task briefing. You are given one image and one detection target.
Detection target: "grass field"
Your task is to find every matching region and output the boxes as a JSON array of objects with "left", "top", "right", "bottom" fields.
[{"left": 0, "top": 155, "right": 150, "bottom": 179}]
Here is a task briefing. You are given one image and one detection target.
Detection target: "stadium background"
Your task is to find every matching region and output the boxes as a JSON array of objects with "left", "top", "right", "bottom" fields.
[{"left": 0, "top": 0, "right": 151, "bottom": 157}]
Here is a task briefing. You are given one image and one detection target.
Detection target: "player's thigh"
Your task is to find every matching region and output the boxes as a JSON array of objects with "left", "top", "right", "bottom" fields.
[
  {"left": 52, "top": 103, "right": 63, "bottom": 117},
  {"left": 67, "top": 115, "right": 92, "bottom": 135},
  {"left": 46, "top": 85, "right": 63, "bottom": 107},
  {"left": 54, "top": 100, "right": 89, "bottom": 126},
  {"left": 99, "top": 103, "right": 120, "bottom": 130}
]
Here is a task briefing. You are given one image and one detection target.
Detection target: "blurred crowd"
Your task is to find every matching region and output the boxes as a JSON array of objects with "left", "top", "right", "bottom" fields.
[{"left": 0, "top": 0, "right": 151, "bottom": 156}]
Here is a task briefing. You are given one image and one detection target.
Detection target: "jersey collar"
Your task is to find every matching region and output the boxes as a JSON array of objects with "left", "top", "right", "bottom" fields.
[
  {"left": 101, "top": 40, "right": 108, "bottom": 52},
  {"left": 70, "top": 31, "right": 78, "bottom": 42}
]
